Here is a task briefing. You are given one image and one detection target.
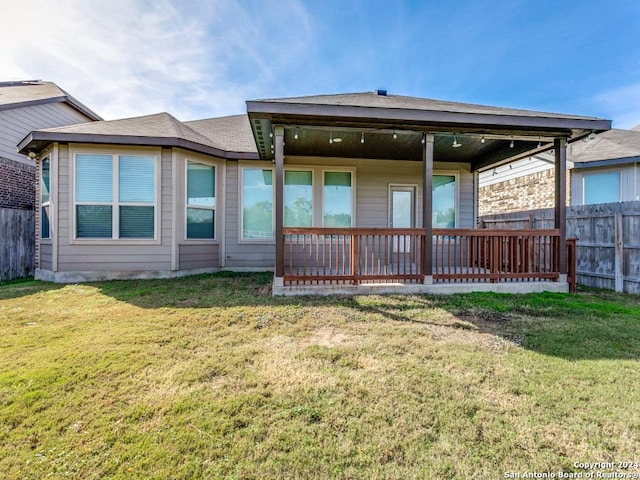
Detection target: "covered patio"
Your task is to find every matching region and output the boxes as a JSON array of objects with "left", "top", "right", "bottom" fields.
[{"left": 246, "top": 91, "right": 609, "bottom": 295}]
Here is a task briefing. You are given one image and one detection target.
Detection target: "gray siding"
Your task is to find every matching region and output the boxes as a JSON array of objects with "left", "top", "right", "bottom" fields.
[
  {"left": 225, "top": 156, "right": 475, "bottom": 270},
  {"left": 179, "top": 244, "right": 220, "bottom": 270},
  {"left": 225, "top": 160, "right": 275, "bottom": 269},
  {"left": 39, "top": 244, "right": 53, "bottom": 271},
  {"left": 0, "top": 103, "right": 91, "bottom": 165},
  {"left": 54, "top": 144, "right": 172, "bottom": 273}
]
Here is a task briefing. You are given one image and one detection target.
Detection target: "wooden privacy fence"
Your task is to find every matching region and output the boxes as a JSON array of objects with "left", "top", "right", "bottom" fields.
[
  {"left": 0, "top": 207, "right": 35, "bottom": 281},
  {"left": 282, "top": 227, "right": 571, "bottom": 288},
  {"left": 480, "top": 201, "right": 640, "bottom": 294}
]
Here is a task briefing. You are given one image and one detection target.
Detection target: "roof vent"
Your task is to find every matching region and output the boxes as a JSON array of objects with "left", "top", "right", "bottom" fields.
[{"left": 375, "top": 89, "right": 387, "bottom": 96}]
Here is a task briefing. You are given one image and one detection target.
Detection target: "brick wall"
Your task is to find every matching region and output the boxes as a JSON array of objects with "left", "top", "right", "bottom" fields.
[
  {"left": 478, "top": 168, "right": 571, "bottom": 216},
  {"left": 0, "top": 157, "right": 35, "bottom": 210}
]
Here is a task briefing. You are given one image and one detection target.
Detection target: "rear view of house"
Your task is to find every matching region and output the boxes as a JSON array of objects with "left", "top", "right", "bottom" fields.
[{"left": 19, "top": 91, "right": 611, "bottom": 294}]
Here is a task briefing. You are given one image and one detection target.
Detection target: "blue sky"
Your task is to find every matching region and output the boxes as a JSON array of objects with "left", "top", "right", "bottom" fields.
[{"left": 2, "top": 0, "right": 639, "bottom": 127}]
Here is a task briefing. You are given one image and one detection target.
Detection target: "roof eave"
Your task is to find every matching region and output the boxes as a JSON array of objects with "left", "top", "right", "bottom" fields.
[
  {"left": 246, "top": 101, "right": 612, "bottom": 132},
  {"left": 18, "top": 131, "right": 259, "bottom": 160},
  {"left": 0, "top": 95, "right": 102, "bottom": 121},
  {"left": 573, "top": 156, "right": 640, "bottom": 169}
]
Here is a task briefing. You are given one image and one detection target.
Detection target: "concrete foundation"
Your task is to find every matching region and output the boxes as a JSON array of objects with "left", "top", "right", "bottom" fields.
[{"left": 273, "top": 280, "right": 569, "bottom": 296}]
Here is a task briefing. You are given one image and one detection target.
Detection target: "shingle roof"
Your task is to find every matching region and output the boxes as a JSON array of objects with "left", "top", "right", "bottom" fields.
[
  {"left": 19, "top": 112, "right": 259, "bottom": 159},
  {"left": 252, "top": 91, "right": 602, "bottom": 121},
  {"left": 41, "top": 112, "right": 214, "bottom": 146},
  {"left": 184, "top": 114, "right": 257, "bottom": 153},
  {"left": 569, "top": 128, "right": 640, "bottom": 163},
  {"left": 0, "top": 80, "right": 101, "bottom": 120}
]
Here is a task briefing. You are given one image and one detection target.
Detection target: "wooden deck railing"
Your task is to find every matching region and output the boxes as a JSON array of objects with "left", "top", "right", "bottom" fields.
[{"left": 282, "top": 227, "right": 574, "bottom": 289}]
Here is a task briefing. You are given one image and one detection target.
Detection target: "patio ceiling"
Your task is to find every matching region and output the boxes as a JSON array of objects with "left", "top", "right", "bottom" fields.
[{"left": 246, "top": 92, "right": 611, "bottom": 171}]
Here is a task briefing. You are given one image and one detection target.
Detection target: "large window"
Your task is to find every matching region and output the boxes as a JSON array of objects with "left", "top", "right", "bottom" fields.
[
  {"left": 323, "top": 171, "right": 352, "bottom": 227},
  {"left": 186, "top": 161, "right": 215, "bottom": 239},
  {"left": 583, "top": 171, "right": 620, "bottom": 205},
  {"left": 432, "top": 175, "right": 456, "bottom": 228},
  {"left": 241, "top": 167, "right": 355, "bottom": 239},
  {"left": 75, "top": 154, "right": 156, "bottom": 239},
  {"left": 284, "top": 170, "right": 312, "bottom": 227},
  {"left": 242, "top": 168, "right": 273, "bottom": 239},
  {"left": 40, "top": 156, "right": 50, "bottom": 239}
]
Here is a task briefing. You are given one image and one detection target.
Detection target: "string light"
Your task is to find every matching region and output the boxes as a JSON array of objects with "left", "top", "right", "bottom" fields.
[{"left": 361, "top": 131, "right": 365, "bottom": 144}]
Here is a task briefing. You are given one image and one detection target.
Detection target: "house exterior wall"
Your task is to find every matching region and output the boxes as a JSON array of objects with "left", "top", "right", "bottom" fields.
[
  {"left": 0, "top": 157, "right": 35, "bottom": 209},
  {"left": 42, "top": 144, "right": 173, "bottom": 278},
  {"left": 224, "top": 156, "right": 475, "bottom": 270},
  {"left": 0, "top": 102, "right": 91, "bottom": 166},
  {"left": 479, "top": 167, "right": 571, "bottom": 215},
  {"left": 39, "top": 144, "right": 476, "bottom": 281},
  {"left": 570, "top": 164, "right": 639, "bottom": 205}
]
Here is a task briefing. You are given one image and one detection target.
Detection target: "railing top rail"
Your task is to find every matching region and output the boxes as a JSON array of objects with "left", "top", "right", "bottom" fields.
[
  {"left": 283, "top": 227, "right": 426, "bottom": 235},
  {"left": 434, "top": 228, "right": 560, "bottom": 236},
  {"left": 283, "top": 227, "right": 560, "bottom": 236}
]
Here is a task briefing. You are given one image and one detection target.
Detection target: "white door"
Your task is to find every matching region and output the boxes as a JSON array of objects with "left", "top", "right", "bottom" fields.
[{"left": 389, "top": 186, "right": 415, "bottom": 253}]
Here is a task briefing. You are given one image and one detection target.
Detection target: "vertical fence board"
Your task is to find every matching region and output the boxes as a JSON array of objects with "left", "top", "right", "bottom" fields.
[{"left": 0, "top": 207, "right": 35, "bottom": 281}]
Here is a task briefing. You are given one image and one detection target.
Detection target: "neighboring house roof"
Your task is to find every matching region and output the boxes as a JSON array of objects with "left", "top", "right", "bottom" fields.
[
  {"left": 18, "top": 112, "right": 259, "bottom": 159},
  {"left": 0, "top": 80, "right": 102, "bottom": 121},
  {"left": 570, "top": 128, "right": 640, "bottom": 168}
]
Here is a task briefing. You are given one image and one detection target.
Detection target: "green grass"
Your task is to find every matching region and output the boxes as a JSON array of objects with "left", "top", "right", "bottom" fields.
[{"left": 1, "top": 273, "right": 639, "bottom": 479}]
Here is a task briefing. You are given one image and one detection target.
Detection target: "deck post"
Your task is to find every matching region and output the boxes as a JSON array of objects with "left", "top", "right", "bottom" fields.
[
  {"left": 554, "top": 137, "right": 567, "bottom": 279},
  {"left": 423, "top": 133, "right": 434, "bottom": 284},
  {"left": 274, "top": 125, "right": 285, "bottom": 281}
]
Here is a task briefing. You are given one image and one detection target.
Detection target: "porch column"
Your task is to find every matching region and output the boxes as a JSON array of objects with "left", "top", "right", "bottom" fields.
[
  {"left": 274, "top": 125, "right": 285, "bottom": 284},
  {"left": 423, "top": 133, "right": 434, "bottom": 284},
  {"left": 554, "top": 137, "right": 567, "bottom": 277}
]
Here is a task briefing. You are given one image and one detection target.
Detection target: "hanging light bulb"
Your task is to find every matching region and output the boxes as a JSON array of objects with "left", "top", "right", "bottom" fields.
[
  {"left": 421, "top": 133, "right": 426, "bottom": 145},
  {"left": 294, "top": 129, "right": 299, "bottom": 140},
  {"left": 481, "top": 135, "right": 486, "bottom": 144},
  {"left": 329, "top": 131, "right": 333, "bottom": 144},
  {"left": 393, "top": 131, "right": 397, "bottom": 139},
  {"left": 510, "top": 138, "right": 514, "bottom": 148},
  {"left": 269, "top": 131, "right": 273, "bottom": 138},
  {"left": 537, "top": 138, "right": 541, "bottom": 148},
  {"left": 361, "top": 131, "right": 365, "bottom": 144}
]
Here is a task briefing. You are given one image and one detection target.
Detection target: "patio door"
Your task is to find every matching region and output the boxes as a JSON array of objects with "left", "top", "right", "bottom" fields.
[{"left": 389, "top": 186, "right": 415, "bottom": 253}]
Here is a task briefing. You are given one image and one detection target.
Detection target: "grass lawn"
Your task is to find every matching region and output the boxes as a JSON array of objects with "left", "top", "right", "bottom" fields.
[{"left": 1, "top": 273, "right": 639, "bottom": 479}]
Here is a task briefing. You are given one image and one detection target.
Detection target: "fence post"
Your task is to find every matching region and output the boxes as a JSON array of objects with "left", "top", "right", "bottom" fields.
[{"left": 615, "top": 212, "right": 624, "bottom": 293}]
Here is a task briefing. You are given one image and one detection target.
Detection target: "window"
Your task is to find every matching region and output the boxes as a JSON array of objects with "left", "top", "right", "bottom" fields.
[
  {"left": 583, "top": 171, "right": 620, "bottom": 205},
  {"left": 40, "top": 156, "right": 50, "bottom": 239},
  {"left": 323, "top": 171, "right": 352, "bottom": 227},
  {"left": 241, "top": 166, "right": 355, "bottom": 238},
  {"left": 432, "top": 175, "right": 456, "bottom": 228},
  {"left": 242, "top": 168, "right": 273, "bottom": 239},
  {"left": 284, "top": 170, "right": 312, "bottom": 227},
  {"left": 186, "top": 161, "right": 215, "bottom": 239},
  {"left": 75, "top": 153, "right": 156, "bottom": 239}
]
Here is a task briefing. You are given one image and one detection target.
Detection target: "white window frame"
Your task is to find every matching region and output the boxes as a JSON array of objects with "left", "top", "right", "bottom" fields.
[
  {"left": 239, "top": 164, "right": 358, "bottom": 242},
  {"left": 40, "top": 155, "right": 51, "bottom": 240},
  {"left": 284, "top": 167, "right": 315, "bottom": 228},
  {"left": 321, "top": 168, "right": 356, "bottom": 227},
  {"left": 430, "top": 171, "right": 459, "bottom": 228},
  {"left": 71, "top": 148, "right": 161, "bottom": 244},
  {"left": 239, "top": 164, "right": 275, "bottom": 244},
  {"left": 184, "top": 158, "right": 217, "bottom": 242}
]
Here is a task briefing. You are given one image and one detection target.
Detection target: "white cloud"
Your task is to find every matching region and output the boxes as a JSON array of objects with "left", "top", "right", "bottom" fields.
[
  {"left": 595, "top": 83, "right": 640, "bottom": 129},
  {"left": 0, "top": 0, "right": 313, "bottom": 120}
]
